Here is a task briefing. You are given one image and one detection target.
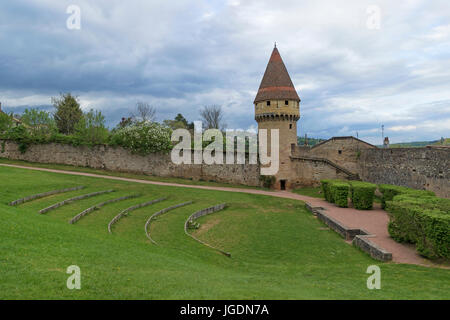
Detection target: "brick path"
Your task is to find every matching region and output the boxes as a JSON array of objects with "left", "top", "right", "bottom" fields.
[{"left": 0, "top": 163, "right": 442, "bottom": 267}]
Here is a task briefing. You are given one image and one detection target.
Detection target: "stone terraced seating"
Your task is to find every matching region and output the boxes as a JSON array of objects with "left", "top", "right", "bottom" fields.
[
  {"left": 145, "top": 201, "right": 193, "bottom": 244},
  {"left": 9, "top": 186, "right": 85, "bottom": 206},
  {"left": 39, "top": 190, "right": 115, "bottom": 214},
  {"left": 184, "top": 203, "right": 230, "bottom": 257},
  {"left": 108, "top": 197, "right": 167, "bottom": 233},
  {"left": 69, "top": 194, "right": 141, "bottom": 224}
]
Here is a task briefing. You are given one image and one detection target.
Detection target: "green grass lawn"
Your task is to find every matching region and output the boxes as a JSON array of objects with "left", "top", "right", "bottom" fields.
[
  {"left": 292, "top": 186, "right": 324, "bottom": 199},
  {"left": 0, "top": 166, "right": 449, "bottom": 299},
  {"left": 0, "top": 158, "right": 268, "bottom": 190}
]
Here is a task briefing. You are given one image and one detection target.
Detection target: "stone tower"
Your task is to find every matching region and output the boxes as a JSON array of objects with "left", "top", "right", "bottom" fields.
[{"left": 254, "top": 46, "right": 300, "bottom": 190}]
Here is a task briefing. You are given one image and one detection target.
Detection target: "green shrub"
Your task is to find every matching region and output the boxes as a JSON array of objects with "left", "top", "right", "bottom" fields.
[
  {"left": 320, "top": 180, "right": 332, "bottom": 202},
  {"left": 378, "top": 184, "right": 435, "bottom": 209},
  {"left": 0, "top": 112, "right": 14, "bottom": 133},
  {"left": 386, "top": 195, "right": 450, "bottom": 260},
  {"left": 74, "top": 109, "right": 109, "bottom": 146},
  {"left": 329, "top": 182, "right": 349, "bottom": 207},
  {"left": 350, "top": 181, "right": 376, "bottom": 210},
  {"left": 109, "top": 122, "right": 172, "bottom": 155},
  {"left": 259, "top": 175, "right": 276, "bottom": 189},
  {"left": 415, "top": 211, "right": 450, "bottom": 259}
]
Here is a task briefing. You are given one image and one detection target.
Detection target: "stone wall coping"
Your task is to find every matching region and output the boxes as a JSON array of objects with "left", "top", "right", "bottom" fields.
[
  {"left": 69, "top": 194, "right": 141, "bottom": 224},
  {"left": 107, "top": 197, "right": 167, "bottom": 233},
  {"left": 184, "top": 203, "right": 231, "bottom": 257},
  {"left": 305, "top": 203, "right": 392, "bottom": 262},
  {"left": 8, "top": 186, "right": 85, "bottom": 206},
  {"left": 145, "top": 201, "right": 193, "bottom": 244},
  {"left": 39, "top": 190, "right": 115, "bottom": 214}
]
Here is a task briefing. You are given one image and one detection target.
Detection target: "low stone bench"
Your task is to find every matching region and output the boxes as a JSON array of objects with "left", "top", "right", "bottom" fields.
[
  {"left": 39, "top": 190, "right": 115, "bottom": 214},
  {"left": 9, "top": 186, "right": 85, "bottom": 206},
  {"left": 184, "top": 203, "right": 230, "bottom": 257},
  {"left": 69, "top": 194, "right": 141, "bottom": 224},
  {"left": 108, "top": 197, "right": 166, "bottom": 233},
  {"left": 305, "top": 203, "right": 392, "bottom": 262},
  {"left": 145, "top": 201, "right": 193, "bottom": 244}
]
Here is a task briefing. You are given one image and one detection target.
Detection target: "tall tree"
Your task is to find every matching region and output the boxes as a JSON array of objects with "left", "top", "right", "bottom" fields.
[
  {"left": 131, "top": 102, "right": 156, "bottom": 123},
  {"left": 52, "top": 93, "right": 83, "bottom": 134},
  {"left": 199, "top": 105, "right": 225, "bottom": 130}
]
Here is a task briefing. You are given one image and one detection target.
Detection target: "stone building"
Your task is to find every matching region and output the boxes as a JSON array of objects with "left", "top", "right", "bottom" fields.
[{"left": 254, "top": 46, "right": 376, "bottom": 190}]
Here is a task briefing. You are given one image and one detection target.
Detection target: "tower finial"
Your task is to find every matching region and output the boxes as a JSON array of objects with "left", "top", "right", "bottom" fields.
[{"left": 274, "top": 41, "right": 277, "bottom": 48}]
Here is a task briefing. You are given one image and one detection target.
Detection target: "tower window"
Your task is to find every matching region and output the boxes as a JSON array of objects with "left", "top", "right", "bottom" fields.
[
  {"left": 266, "top": 101, "right": 271, "bottom": 106},
  {"left": 285, "top": 100, "right": 288, "bottom": 105},
  {"left": 289, "top": 124, "right": 292, "bottom": 129},
  {"left": 338, "top": 150, "right": 342, "bottom": 154}
]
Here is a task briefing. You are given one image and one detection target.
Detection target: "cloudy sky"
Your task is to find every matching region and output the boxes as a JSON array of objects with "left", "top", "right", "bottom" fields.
[{"left": 1, "top": 0, "right": 449, "bottom": 144}]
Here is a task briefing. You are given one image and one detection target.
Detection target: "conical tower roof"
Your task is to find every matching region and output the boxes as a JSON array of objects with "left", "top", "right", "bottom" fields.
[{"left": 254, "top": 47, "right": 300, "bottom": 103}]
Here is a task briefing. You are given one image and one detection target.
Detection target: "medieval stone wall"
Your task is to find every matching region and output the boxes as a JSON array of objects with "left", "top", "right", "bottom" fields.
[
  {"left": 0, "top": 140, "right": 261, "bottom": 187},
  {"left": 293, "top": 136, "right": 376, "bottom": 176},
  {"left": 359, "top": 146, "right": 450, "bottom": 198}
]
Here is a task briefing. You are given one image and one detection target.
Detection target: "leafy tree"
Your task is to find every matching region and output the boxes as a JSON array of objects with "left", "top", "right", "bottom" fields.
[
  {"left": 21, "top": 108, "right": 56, "bottom": 137},
  {"left": 52, "top": 93, "right": 83, "bottom": 134},
  {"left": 0, "top": 111, "right": 14, "bottom": 134},
  {"left": 163, "top": 113, "right": 194, "bottom": 131},
  {"left": 74, "top": 109, "right": 109, "bottom": 145},
  {"left": 116, "top": 117, "right": 133, "bottom": 130}
]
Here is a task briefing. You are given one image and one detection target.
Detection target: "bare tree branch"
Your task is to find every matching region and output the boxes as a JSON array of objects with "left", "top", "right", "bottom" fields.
[
  {"left": 131, "top": 102, "right": 156, "bottom": 123},
  {"left": 200, "top": 105, "right": 226, "bottom": 130}
]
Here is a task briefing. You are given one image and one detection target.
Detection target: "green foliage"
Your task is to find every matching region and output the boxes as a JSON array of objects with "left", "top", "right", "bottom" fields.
[
  {"left": 163, "top": 113, "right": 194, "bottom": 130},
  {"left": 109, "top": 121, "right": 172, "bottom": 155},
  {"left": 0, "top": 112, "right": 14, "bottom": 133},
  {"left": 379, "top": 184, "right": 435, "bottom": 209},
  {"left": 74, "top": 109, "right": 109, "bottom": 145},
  {"left": 52, "top": 93, "right": 83, "bottom": 134},
  {"left": 3, "top": 125, "right": 31, "bottom": 153},
  {"left": 329, "top": 182, "right": 350, "bottom": 207},
  {"left": 320, "top": 179, "right": 343, "bottom": 203},
  {"left": 21, "top": 108, "right": 57, "bottom": 137},
  {"left": 386, "top": 195, "right": 450, "bottom": 259},
  {"left": 350, "top": 181, "right": 376, "bottom": 210},
  {"left": 259, "top": 175, "right": 276, "bottom": 189},
  {"left": 320, "top": 180, "right": 333, "bottom": 202},
  {"left": 2, "top": 166, "right": 449, "bottom": 299}
]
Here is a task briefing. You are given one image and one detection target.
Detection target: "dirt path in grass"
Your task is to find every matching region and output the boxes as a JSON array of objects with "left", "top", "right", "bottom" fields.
[{"left": 0, "top": 163, "right": 443, "bottom": 267}]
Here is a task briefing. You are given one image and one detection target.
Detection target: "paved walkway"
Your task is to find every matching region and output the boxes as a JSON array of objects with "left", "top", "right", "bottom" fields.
[{"left": 0, "top": 163, "right": 440, "bottom": 267}]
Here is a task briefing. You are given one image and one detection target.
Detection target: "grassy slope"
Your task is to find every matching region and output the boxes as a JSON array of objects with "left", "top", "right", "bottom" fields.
[
  {"left": 0, "top": 158, "right": 266, "bottom": 190},
  {"left": 0, "top": 166, "right": 449, "bottom": 299},
  {"left": 292, "top": 186, "right": 324, "bottom": 199}
]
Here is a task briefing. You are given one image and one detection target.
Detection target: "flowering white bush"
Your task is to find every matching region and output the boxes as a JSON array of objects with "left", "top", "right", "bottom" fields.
[{"left": 109, "top": 122, "right": 172, "bottom": 155}]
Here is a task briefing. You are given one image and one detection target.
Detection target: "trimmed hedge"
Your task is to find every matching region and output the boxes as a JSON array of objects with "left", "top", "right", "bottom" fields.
[
  {"left": 320, "top": 180, "right": 333, "bottom": 203},
  {"left": 329, "top": 182, "right": 350, "bottom": 207},
  {"left": 320, "top": 179, "right": 343, "bottom": 203},
  {"left": 378, "top": 184, "right": 435, "bottom": 209},
  {"left": 350, "top": 181, "right": 377, "bottom": 210},
  {"left": 386, "top": 194, "right": 450, "bottom": 260}
]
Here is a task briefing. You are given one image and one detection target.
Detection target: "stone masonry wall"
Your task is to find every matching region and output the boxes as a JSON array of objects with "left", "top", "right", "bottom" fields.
[
  {"left": 0, "top": 140, "right": 261, "bottom": 187},
  {"left": 359, "top": 146, "right": 450, "bottom": 198}
]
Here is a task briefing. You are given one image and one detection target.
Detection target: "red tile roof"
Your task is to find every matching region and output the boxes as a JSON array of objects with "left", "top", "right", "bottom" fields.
[{"left": 254, "top": 47, "right": 300, "bottom": 103}]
